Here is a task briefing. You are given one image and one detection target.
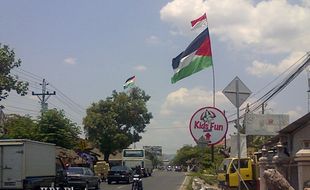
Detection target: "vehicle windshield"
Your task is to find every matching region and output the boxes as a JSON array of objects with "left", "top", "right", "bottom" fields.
[
  {"left": 67, "top": 167, "right": 84, "bottom": 174},
  {"left": 123, "top": 150, "right": 144, "bottom": 157},
  {"left": 218, "top": 159, "right": 232, "bottom": 172}
]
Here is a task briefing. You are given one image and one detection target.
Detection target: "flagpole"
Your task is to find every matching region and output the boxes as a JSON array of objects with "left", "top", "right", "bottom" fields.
[
  {"left": 207, "top": 14, "right": 216, "bottom": 163},
  {"left": 212, "top": 65, "right": 215, "bottom": 107}
]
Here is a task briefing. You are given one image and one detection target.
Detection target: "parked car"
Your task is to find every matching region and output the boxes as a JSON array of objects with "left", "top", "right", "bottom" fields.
[
  {"left": 107, "top": 165, "right": 133, "bottom": 184},
  {"left": 166, "top": 165, "right": 173, "bottom": 171},
  {"left": 66, "top": 166, "right": 100, "bottom": 190}
]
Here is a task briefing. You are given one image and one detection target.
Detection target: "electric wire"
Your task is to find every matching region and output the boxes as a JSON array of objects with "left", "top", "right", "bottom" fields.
[
  {"left": 3, "top": 68, "right": 85, "bottom": 125},
  {"left": 49, "top": 83, "right": 85, "bottom": 112},
  {"left": 227, "top": 52, "right": 310, "bottom": 123}
]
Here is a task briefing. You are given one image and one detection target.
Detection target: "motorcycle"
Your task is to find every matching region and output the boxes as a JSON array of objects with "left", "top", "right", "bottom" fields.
[{"left": 131, "top": 174, "right": 143, "bottom": 190}]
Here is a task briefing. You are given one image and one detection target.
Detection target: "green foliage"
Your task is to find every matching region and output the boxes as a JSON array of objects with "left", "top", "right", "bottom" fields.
[
  {"left": 0, "top": 44, "right": 28, "bottom": 100},
  {"left": 146, "top": 151, "right": 162, "bottom": 168},
  {"left": 247, "top": 135, "right": 272, "bottom": 150},
  {"left": 83, "top": 87, "right": 153, "bottom": 161},
  {"left": 2, "top": 114, "right": 39, "bottom": 140},
  {"left": 172, "top": 145, "right": 224, "bottom": 174},
  {"left": 37, "top": 109, "right": 81, "bottom": 149}
]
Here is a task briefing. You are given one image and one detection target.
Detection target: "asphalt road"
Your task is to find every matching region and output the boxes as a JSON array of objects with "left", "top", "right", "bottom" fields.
[{"left": 100, "top": 170, "right": 186, "bottom": 190}]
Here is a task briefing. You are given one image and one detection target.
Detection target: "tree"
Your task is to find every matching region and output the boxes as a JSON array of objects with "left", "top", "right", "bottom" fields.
[
  {"left": 83, "top": 87, "right": 153, "bottom": 162},
  {"left": 172, "top": 145, "right": 223, "bottom": 173},
  {"left": 37, "top": 109, "right": 81, "bottom": 149},
  {"left": 147, "top": 152, "right": 162, "bottom": 168},
  {"left": 0, "top": 44, "right": 28, "bottom": 101},
  {"left": 2, "top": 114, "right": 39, "bottom": 140}
]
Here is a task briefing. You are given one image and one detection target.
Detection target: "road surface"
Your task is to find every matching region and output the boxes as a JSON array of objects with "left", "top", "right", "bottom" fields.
[{"left": 100, "top": 170, "right": 186, "bottom": 190}]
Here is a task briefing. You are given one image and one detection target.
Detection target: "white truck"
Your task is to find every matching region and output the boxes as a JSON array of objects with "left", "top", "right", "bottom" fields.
[{"left": 0, "top": 139, "right": 67, "bottom": 190}]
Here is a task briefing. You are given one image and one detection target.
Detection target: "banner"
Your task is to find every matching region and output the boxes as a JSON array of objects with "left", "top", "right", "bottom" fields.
[{"left": 245, "top": 113, "right": 289, "bottom": 135}]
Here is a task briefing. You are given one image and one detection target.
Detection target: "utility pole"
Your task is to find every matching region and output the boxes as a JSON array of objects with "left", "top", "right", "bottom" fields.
[
  {"left": 32, "top": 79, "right": 56, "bottom": 113},
  {"left": 0, "top": 105, "right": 5, "bottom": 136},
  {"left": 307, "top": 68, "right": 310, "bottom": 112}
]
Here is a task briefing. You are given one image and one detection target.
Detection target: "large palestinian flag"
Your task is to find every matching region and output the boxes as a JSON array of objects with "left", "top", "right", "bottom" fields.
[{"left": 171, "top": 27, "right": 213, "bottom": 84}]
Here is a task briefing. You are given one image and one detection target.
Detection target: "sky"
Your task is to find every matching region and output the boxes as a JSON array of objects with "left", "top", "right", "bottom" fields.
[{"left": 1, "top": 0, "right": 310, "bottom": 155}]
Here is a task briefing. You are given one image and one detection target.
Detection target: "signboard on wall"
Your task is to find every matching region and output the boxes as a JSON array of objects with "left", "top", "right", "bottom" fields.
[
  {"left": 244, "top": 113, "right": 289, "bottom": 135},
  {"left": 189, "top": 107, "right": 228, "bottom": 145}
]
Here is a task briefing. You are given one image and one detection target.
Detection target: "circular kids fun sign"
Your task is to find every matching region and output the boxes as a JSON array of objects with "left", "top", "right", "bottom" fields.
[{"left": 189, "top": 107, "right": 228, "bottom": 145}]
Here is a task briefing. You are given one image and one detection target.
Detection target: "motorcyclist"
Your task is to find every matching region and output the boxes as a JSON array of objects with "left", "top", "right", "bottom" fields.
[
  {"left": 132, "top": 165, "right": 143, "bottom": 190},
  {"left": 135, "top": 165, "right": 143, "bottom": 177}
]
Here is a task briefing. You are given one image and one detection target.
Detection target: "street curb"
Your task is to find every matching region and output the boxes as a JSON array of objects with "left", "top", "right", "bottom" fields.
[{"left": 179, "top": 173, "right": 191, "bottom": 190}]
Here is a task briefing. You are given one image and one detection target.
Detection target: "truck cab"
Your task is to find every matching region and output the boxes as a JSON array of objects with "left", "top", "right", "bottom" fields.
[{"left": 217, "top": 158, "right": 256, "bottom": 189}]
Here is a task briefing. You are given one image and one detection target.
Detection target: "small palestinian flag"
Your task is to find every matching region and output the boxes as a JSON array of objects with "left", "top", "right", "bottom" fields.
[{"left": 124, "top": 76, "right": 136, "bottom": 89}]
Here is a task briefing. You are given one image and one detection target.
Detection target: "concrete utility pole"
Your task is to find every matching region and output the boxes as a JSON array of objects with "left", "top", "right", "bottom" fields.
[
  {"left": 307, "top": 68, "right": 310, "bottom": 112},
  {"left": 0, "top": 105, "right": 6, "bottom": 136},
  {"left": 32, "top": 79, "right": 56, "bottom": 113}
]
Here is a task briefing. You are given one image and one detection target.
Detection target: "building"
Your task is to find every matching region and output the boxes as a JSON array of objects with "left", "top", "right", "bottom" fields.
[{"left": 263, "top": 112, "right": 310, "bottom": 190}]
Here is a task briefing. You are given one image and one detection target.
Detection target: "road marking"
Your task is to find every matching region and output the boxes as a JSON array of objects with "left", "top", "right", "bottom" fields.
[{"left": 117, "top": 185, "right": 126, "bottom": 189}]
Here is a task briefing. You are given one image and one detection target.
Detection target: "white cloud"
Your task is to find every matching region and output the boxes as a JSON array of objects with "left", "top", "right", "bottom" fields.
[
  {"left": 160, "top": 87, "right": 230, "bottom": 116},
  {"left": 246, "top": 51, "right": 306, "bottom": 77},
  {"left": 160, "top": 0, "right": 310, "bottom": 53},
  {"left": 303, "top": 0, "right": 310, "bottom": 7},
  {"left": 64, "top": 57, "right": 77, "bottom": 65},
  {"left": 286, "top": 106, "right": 304, "bottom": 122},
  {"left": 134, "top": 65, "right": 147, "bottom": 72},
  {"left": 145, "top": 35, "right": 161, "bottom": 45},
  {"left": 160, "top": 0, "right": 207, "bottom": 35}
]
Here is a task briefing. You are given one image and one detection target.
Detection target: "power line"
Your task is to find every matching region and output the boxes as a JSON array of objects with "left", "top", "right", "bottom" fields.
[
  {"left": 2, "top": 104, "right": 39, "bottom": 113},
  {"left": 14, "top": 68, "right": 85, "bottom": 113},
  {"left": 16, "top": 68, "right": 43, "bottom": 81},
  {"left": 52, "top": 95, "right": 85, "bottom": 115},
  {"left": 49, "top": 83, "right": 85, "bottom": 112},
  {"left": 2, "top": 68, "right": 84, "bottom": 124},
  {"left": 227, "top": 52, "right": 310, "bottom": 123}
]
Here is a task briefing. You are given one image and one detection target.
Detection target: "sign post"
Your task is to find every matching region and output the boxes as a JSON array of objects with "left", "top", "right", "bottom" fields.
[{"left": 223, "top": 76, "right": 251, "bottom": 190}]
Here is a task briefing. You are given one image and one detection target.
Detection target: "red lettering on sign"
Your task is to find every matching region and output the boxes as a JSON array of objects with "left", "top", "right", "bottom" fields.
[
  {"left": 194, "top": 121, "right": 223, "bottom": 131},
  {"left": 194, "top": 121, "right": 209, "bottom": 130}
]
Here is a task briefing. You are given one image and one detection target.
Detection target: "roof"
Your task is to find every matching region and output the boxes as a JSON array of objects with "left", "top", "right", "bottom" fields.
[
  {"left": 279, "top": 112, "right": 310, "bottom": 134},
  {"left": 0, "top": 139, "right": 55, "bottom": 146},
  {"left": 264, "top": 112, "right": 310, "bottom": 146}
]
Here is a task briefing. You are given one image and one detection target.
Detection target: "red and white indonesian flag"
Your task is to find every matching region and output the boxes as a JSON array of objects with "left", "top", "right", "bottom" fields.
[{"left": 191, "top": 13, "right": 207, "bottom": 30}]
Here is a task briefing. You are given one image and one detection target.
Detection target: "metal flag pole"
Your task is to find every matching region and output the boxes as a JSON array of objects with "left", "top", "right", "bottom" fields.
[
  {"left": 211, "top": 57, "right": 216, "bottom": 162},
  {"left": 208, "top": 15, "right": 216, "bottom": 163},
  {"left": 212, "top": 64, "right": 215, "bottom": 107}
]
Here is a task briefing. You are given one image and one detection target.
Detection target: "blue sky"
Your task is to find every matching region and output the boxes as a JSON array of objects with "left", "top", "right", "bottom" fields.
[{"left": 1, "top": 0, "right": 310, "bottom": 154}]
